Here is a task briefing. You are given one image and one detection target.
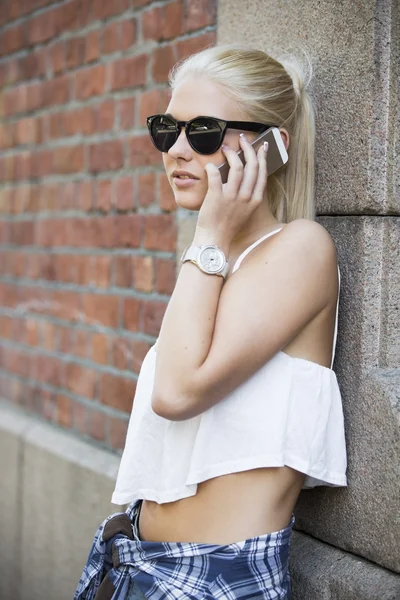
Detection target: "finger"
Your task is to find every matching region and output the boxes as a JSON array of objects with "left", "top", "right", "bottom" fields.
[
  {"left": 237, "top": 133, "right": 259, "bottom": 200},
  {"left": 205, "top": 162, "right": 223, "bottom": 195},
  {"left": 221, "top": 144, "right": 244, "bottom": 196},
  {"left": 251, "top": 142, "right": 268, "bottom": 203}
]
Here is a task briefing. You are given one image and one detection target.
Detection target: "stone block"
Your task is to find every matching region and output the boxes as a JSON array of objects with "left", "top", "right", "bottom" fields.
[
  {"left": 293, "top": 216, "right": 400, "bottom": 572},
  {"left": 0, "top": 400, "right": 124, "bottom": 600},
  {"left": 290, "top": 531, "right": 400, "bottom": 600}
]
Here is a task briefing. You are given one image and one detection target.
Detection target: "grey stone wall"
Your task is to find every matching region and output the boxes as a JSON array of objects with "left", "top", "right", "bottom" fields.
[
  {"left": 0, "top": 400, "right": 124, "bottom": 600},
  {"left": 216, "top": 0, "right": 400, "bottom": 588}
]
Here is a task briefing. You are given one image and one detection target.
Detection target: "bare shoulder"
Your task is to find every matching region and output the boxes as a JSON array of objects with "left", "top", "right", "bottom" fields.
[{"left": 279, "top": 219, "right": 337, "bottom": 257}]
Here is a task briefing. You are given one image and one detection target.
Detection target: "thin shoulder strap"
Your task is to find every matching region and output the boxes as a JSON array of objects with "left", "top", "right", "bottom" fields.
[
  {"left": 330, "top": 265, "right": 341, "bottom": 369},
  {"left": 232, "top": 227, "right": 284, "bottom": 274}
]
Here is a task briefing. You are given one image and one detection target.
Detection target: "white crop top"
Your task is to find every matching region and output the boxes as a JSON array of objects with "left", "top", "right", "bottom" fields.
[{"left": 112, "top": 227, "right": 347, "bottom": 505}]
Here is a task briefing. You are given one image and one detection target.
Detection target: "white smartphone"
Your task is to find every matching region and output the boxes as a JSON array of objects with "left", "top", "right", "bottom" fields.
[{"left": 217, "top": 127, "right": 288, "bottom": 184}]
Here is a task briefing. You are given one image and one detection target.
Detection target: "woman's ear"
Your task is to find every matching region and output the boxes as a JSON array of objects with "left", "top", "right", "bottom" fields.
[{"left": 279, "top": 128, "right": 289, "bottom": 151}]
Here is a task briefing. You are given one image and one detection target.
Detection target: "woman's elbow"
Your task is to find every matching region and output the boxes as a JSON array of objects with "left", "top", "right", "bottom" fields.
[{"left": 151, "top": 390, "right": 194, "bottom": 421}]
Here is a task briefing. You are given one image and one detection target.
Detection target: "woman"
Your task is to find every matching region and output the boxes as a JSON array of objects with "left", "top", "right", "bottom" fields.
[{"left": 75, "top": 45, "right": 347, "bottom": 600}]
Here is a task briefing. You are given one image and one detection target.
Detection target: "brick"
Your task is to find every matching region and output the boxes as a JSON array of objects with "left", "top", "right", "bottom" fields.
[
  {"left": 74, "top": 328, "right": 90, "bottom": 358},
  {"left": 159, "top": 172, "right": 177, "bottom": 211},
  {"left": 92, "top": 0, "right": 129, "bottom": 20},
  {"left": 121, "top": 19, "right": 137, "bottom": 50},
  {"left": 92, "top": 255, "right": 111, "bottom": 288},
  {"left": 0, "top": 23, "right": 26, "bottom": 56},
  {"left": 54, "top": 0, "right": 82, "bottom": 35},
  {"left": 113, "top": 255, "right": 132, "bottom": 288},
  {"left": 65, "top": 362, "right": 98, "bottom": 398},
  {"left": 82, "top": 293, "right": 120, "bottom": 328},
  {"left": 142, "top": 6, "right": 163, "bottom": 40},
  {"left": 65, "top": 36, "right": 86, "bottom": 70},
  {"left": 111, "top": 214, "right": 142, "bottom": 248},
  {"left": 184, "top": 0, "right": 217, "bottom": 32},
  {"left": 56, "top": 394, "right": 72, "bottom": 428},
  {"left": 175, "top": 31, "right": 216, "bottom": 61},
  {"left": 122, "top": 297, "right": 140, "bottom": 331},
  {"left": 53, "top": 145, "right": 85, "bottom": 174},
  {"left": 25, "top": 81, "right": 43, "bottom": 112},
  {"left": 10, "top": 220, "right": 35, "bottom": 245},
  {"left": 156, "top": 258, "right": 176, "bottom": 295},
  {"left": 129, "top": 135, "right": 160, "bottom": 167},
  {"left": 88, "top": 408, "right": 106, "bottom": 442},
  {"left": 138, "top": 88, "right": 170, "bottom": 127},
  {"left": 119, "top": 97, "right": 135, "bottom": 129},
  {"left": 100, "top": 373, "right": 135, "bottom": 412},
  {"left": 66, "top": 218, "right": 102, "bottom": 248},
  {"left": 96, "top": 99, "right": 115, "bottom": 132},
  {"left": 63, "top": 106, "right": 96, "bottom": 136},
  {"left": 50, "top": 41, "right": 65, "bottom": 74},
  {"left": 25, "top": 318, "right": 40, "bottom": 346},
  {"left": 36, "top": 354, "right": 65, "bottom": 387},
  {"left": 43, "top": 74, "right": 70, "bottom": 107},
  {"left": 137, "top": 172, "right": 156, "bottom": 207},
  {"left": 111, "top": 336, "right": 131, "bottom": 370},
  {"left": 31, "top": 149, "right": 54, "bottom": 178},
  {"left": 144, "top": 214, "right": 177, "bottom": 251},
  {"left": 96, "top": 179, "right": 113, "bottom": 211},
  {"left": 115, "top": 176, "right": 134, "bottom": 211},
  {"left": 102, "top": 21, "right": 120, "bottom": 54},
  {"left": 131, "top": 338, "right": 151, "bottom": 372},
  {"left": 152, "top": 45, "right": 176, "bottom": 83},
  {"left": 74, "top": 64, "right": 107, "bottom": 100},
  {"left": 89, "top": 139, "right": 123, "bottom": 173},
  {"left": 50, "top": 289, "right": 83, "bottom": 321},
  {"left": 91, "top": 332, "right": 108, "bottom": 364},
  {"left": 41, "top": 389, "right": 57, "bottom": 422},
  {"left": 163, "top": 1, "right": 184, "bottom": 40},
  {"left": 40, "top": 320, "right": 56, "bottom": 351},
  {"left": 84, "top": 30, "right": 100, "bottom": 63},
  {"left": 14, "top": 117, "right": 41, "bottom": 146},
  {"left": 110, "top": 54, "right": 148, "bottom": 91},
  {"left": 76, "top": 180, "right": 94, "bottom": 211},
  {"left": 53, "top": 254, "right": 75, "bottom": 283},
  {"left": 58, "top": 326, "right": 73, "bottom": 354},
  {"left": 132, "top": 0, "right": 152, "bottom": 6},
  {"left": 109, "top": 416, "right": 129, "bottom": 449},
  {"left": 28, "top": 10, "right": 56, "bottom": 45},
  {"left": 142, "top": 300, "right": 167, "bottom": 336},
  {"left": 72, "top": 402, "right": 88, "bottom": 435},
  {"left": 132, "top": 255, "right": 153, "bottom": 292}
]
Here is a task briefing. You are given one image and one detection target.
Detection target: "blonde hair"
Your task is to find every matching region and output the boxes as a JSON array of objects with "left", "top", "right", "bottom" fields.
[{"left": 169, "top": 45, "right": 316, "bottom": 222}]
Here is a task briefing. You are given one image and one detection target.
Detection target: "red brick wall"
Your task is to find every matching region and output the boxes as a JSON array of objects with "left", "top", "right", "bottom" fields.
[{"left": 0, "top": 0, "right": 216, "bottom": 450}]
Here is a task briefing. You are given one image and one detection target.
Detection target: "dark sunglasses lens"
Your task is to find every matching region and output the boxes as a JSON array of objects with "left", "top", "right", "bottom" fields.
[
  {"left": 150, "top": 116, "right": 179, "bottom": 152},
  {"left": 188, "top": 118, "right": 224, "bottom": 154}
]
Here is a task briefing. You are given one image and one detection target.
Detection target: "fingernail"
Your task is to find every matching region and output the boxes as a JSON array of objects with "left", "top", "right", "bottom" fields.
[
  {"left": 264, "top": 141, "right": 269, "bottom": 152},
  {"left": 240, "top": 133, "right": 247, "bottom": 140}
]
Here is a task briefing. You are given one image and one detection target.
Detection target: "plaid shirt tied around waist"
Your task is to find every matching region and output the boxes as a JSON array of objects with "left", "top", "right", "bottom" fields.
[{"left": 74, "top": 499, "right": 295, "bottom": 600}]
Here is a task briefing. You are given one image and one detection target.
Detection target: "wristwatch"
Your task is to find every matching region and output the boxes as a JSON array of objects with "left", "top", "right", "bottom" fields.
[{"left": 180, "top": 244, "right": 229, "bottom": 279}]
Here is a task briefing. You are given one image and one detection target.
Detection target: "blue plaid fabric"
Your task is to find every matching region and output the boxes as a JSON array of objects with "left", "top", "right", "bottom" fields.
[{"left": 75, "top": 499, "right": 294, "bottom": 600}]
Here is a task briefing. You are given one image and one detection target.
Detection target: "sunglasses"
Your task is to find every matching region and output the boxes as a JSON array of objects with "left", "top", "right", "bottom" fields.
[{"left": 146, "top": 114, "right": 277, "bottom": 155}]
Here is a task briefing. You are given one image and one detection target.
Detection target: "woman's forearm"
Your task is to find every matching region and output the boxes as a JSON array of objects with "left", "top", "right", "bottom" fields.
[{"left": 151, "top": 228, "right": 231, "bottom": 415}]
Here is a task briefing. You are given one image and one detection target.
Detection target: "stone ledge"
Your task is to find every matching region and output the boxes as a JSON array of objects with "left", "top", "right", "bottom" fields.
[{"left": 291, "top": 531, "right": 400, "bottom": 600}]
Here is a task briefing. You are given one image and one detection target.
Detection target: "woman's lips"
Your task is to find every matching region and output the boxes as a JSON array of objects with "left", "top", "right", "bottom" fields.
[{"left": 172, "top": 176, "right": 200, "bottom": 188}]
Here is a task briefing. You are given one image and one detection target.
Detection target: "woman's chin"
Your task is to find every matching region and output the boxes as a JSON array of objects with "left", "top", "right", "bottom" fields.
[{"left": 173, "top": 190, "right": 204, "bottom": 210}]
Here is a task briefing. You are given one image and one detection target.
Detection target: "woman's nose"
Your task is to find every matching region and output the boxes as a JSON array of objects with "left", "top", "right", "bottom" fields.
[{"left": 167, "top": 128, "right": 193, "bottom": 161}]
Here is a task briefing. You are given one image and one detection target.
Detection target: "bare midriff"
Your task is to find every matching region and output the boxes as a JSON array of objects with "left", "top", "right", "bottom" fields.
[{"left": 138, "top": 466, "right": 306, "bottom": 544}]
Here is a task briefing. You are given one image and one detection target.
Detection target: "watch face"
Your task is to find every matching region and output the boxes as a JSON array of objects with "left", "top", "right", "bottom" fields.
[{"left": 199, "top": 247, "right": 224, "bottom": 272}]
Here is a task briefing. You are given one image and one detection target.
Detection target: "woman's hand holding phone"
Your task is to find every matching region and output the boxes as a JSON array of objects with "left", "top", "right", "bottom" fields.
[{"left": 195, "top": 134, "right": 269, "bottom": 246}]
